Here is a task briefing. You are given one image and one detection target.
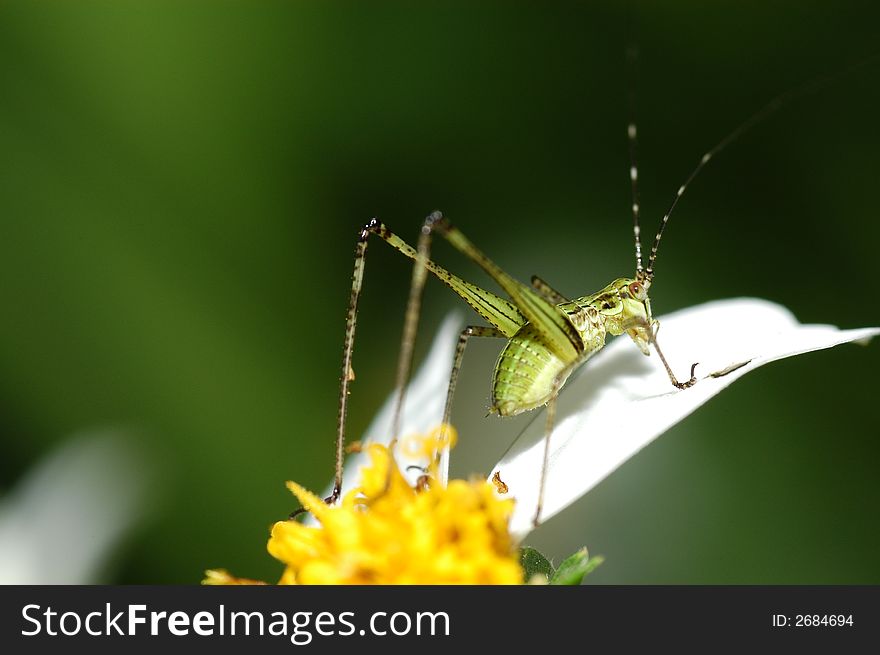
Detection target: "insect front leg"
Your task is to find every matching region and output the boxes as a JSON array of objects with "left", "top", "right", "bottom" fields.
[{"left": 650, "top": 321, "right": 698, "bottom": 390}]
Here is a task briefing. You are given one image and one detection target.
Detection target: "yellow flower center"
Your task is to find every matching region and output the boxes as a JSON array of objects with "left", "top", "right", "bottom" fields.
[{"left": 205, "top": 428, "right": 522, "bottom": 585}]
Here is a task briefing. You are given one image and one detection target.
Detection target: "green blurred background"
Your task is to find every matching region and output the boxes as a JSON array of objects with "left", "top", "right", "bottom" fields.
[{"left": 1, "top": 1, "right": 878, "bottom": 584}]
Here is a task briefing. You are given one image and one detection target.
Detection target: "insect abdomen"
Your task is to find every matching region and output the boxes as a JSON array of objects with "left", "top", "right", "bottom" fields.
[{"left": 491, "top": 324, "right": 572, "bottom": 417}]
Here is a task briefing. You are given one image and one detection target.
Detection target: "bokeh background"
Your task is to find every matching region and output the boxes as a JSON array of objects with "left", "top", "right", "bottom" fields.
[{"left": 1, "top": 1, "right": 878, "bottom": 584}]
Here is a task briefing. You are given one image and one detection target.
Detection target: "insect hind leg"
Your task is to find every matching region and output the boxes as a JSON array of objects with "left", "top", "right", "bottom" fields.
[
  {"left": 289, "top": 214, "right": 435, "bottom": 519},
  {"left": 530, "top": 275, "right": 569, "bottom": 304}
]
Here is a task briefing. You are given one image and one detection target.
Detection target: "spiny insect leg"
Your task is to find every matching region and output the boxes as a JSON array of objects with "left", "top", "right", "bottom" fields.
[
  {"left": 303, "top": 213, "right": 533, "bottom": 519},
  {"left": 530, "top": 275, "right": 569, "bottom": 304},
  {"left": 364, "top": 214, "right": 439, "bottom": 499},
  {"left": 444, "top": 326, "right": 506, "bottom": 427},
  {"left": 331, "top": 214, "right": 509, "bottom": 506},
  {"left": 534, "top": 392, "right": 557, "bottom": 528},
  {"left": 435, "top": 325, "right": 505, "bottom": 486},
  {"left": 388, "top": 214, "right": 434, "bottom": 449},
  {"left": 533, "top": 363, "right": 576, "bottom": 528},
  {"left": 295, "top": 214, "right": 436, "bottom": 518},
  {"left": 651, "top": 330, "right": 698, "bottom": 390},
  {"left": 290, "top": 227, "right": 372, "bottom": 520},
  {"left": 366, "top": 218, "right": 526, "bottom": 337},
  {"left": 427, "top": 212, "right": 581, "bottom": 361},
  {"left": 327, "top": 229, "right": 371, "bottom": 507}
]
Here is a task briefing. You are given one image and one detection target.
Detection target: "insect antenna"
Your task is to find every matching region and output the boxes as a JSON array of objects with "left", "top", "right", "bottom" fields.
[
  {"left": 643, "top": 54, "right": 878, "bottom": 283},
  {"left": 626, "top": 43, "right": 644, "bottom": 279}
]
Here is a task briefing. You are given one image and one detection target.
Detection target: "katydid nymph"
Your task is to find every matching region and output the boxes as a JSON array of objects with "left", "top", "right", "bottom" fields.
[{"left": 305, "top": 68, "right": 841, "bottom": 529}]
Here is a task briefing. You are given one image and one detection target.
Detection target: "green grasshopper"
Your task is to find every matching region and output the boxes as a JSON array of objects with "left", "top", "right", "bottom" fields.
[{"left": 319, "top": 68, "right": 844, "bottom": 528}]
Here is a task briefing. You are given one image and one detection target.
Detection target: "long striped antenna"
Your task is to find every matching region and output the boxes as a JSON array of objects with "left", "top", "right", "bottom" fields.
[
  {"left": 643, "top": 55, "right": 878, "bottom": 283},
  {"left": 626, "top": 43, "right": 644, "bottom": 279}
]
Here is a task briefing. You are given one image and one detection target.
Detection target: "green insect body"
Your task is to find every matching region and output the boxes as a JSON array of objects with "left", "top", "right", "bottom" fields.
[
  {"left": 493, "top": 278, "right": 653, "bottom": 417},
  {"left": 370, "top": 217, "right": 671, "bottom": 422}
]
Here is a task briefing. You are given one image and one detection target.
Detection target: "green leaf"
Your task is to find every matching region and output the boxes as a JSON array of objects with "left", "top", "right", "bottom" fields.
[
  {"left": 549, "top": 548, "right": 604, "bottom": 585},
  {"left": 519, "top": 547, "right": 554, "bottom": 582}
]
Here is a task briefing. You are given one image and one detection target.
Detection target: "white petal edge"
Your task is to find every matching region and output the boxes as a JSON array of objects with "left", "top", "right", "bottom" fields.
[
  {"left": 0, "top": 430, "right": 152, "bottom": 584},
  {"left": 491, "top": 298, "right": 879, "bottom": 538}
]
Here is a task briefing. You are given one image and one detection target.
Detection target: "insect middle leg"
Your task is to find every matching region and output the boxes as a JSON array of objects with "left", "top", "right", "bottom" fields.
[
  {"left": 533, "top": 360, "right": 577, "bottom": 528},
  {"left": 435, "top": 325, "right": 505, "bottom": 486}
]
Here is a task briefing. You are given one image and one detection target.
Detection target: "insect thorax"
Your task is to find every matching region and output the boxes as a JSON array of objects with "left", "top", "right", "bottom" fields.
[{"left": 568, "top": 277, "right": 653, "bottom": 350}]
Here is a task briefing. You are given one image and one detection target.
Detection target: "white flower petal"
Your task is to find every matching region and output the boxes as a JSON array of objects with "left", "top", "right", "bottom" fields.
[
  {"left": 0, "top": 430, "right": 151, "bottom": 584},
  {"left": 307, "top": 298, "right": 877, "bottom": 541},
  {"left": 491, "top": 298, "right": 879, "bottom": 538}
]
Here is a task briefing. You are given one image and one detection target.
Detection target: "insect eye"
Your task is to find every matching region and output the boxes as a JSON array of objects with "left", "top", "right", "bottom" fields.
[{"left": 628, "top": 282, "right": 648, "bottom": 300}]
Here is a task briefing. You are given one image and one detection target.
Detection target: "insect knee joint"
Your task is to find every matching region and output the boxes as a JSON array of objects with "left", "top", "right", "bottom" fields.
[{"left": 360, "top": 217, "right": 392, "bottom": 241}]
